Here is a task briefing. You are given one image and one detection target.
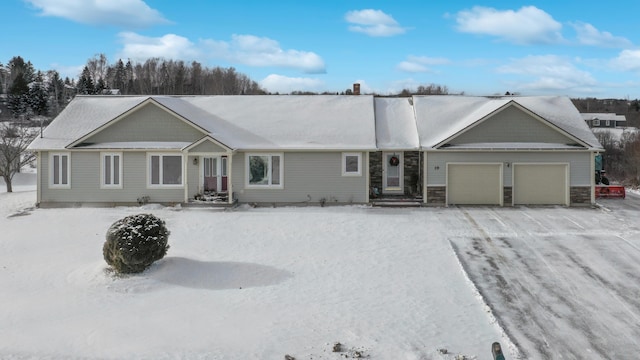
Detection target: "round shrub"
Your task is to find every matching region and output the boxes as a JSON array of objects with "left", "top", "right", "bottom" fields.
[{"left": 103, "top": 213, "right": 170, "bottom": 274}]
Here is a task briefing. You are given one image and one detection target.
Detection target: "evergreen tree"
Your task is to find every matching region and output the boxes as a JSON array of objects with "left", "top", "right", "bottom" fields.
[
  {"left": 114, "top": 59, "right": 126, "bottom": 92},
  {"left": 7, "top": 71, "right": 29, "bottom": 118},
  {"left": 47, "top": 70, "right": 65, "bottom": 116},
  {"left": 28, "top": 71, "right": 49, "bottom": 116},
  {"left": 77, "top": 66, "right": 95, "bottom": 95},
  {"left": 95, "top": 77, "right": 106, "bottom": 94}
]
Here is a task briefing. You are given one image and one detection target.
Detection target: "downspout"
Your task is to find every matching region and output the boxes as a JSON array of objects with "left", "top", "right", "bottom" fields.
[
  {"left": 183, "top": 152, "right": 188, "bottom": 204},
  {"left": 591, "top": 151, "right": 596, "bottom": 205},
  {"left": 423, "top": 151, "right": 427, "bottom": 205},
  {"left": 36, "top": 151, "right": 42, "bottom": 205},
  {"left": 365, "top": 151, "right": 370, "bottom": 203},
  {"left": 227, "top": 151, "right": 233, "bottom": 205}
]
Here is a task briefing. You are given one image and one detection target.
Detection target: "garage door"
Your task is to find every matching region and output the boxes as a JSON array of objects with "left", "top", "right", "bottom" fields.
[
  {"left": 513, "top": 164, "right": 568, "bottom": 205},
  {"left": 447, "top": 164, "right": 502, "bottom": 205}
]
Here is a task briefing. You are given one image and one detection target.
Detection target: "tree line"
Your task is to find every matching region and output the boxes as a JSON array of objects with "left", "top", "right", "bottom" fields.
[
  {"left": 76, "top": 54, "right": 265, "bottom": 97},
  {"left": 0, "top": 54, "right": 266, "bottom": 121}
]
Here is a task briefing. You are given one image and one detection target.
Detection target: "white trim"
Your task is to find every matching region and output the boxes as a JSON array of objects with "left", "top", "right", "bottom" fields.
[
  {"left": 382, "top": 152, "right": 404, "bottom": 194},
  {"left": 147, "top": 152, "right": 184, "bottom": 188},
  {"left": 49, "top": 152, "right": 71, "bottom": 189},
  {"left": 245, "top": 153, "right": 284, "bottom": 189},
  {"left": 342, "top": 152, "right": 362, "bottom": 176},
  {"left": 100, "top": 152, "right": 123, "bottom": 189}
]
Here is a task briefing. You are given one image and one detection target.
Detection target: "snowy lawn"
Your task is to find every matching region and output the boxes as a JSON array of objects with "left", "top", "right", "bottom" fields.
[{"left": 1, "top": 177, "right": 640, "bottom": 359}]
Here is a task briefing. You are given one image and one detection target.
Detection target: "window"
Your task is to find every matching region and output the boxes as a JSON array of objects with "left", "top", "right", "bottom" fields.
[
  {"left": 50, "top": 153, "right": 70, "bottom": 188},
  {"left": 101, "top": 152, "right": 122, "bottom": 188},
  {"left": 605, "top": 120, "right": 610, "bottom": 127},
  {"left": 593, "top": 119, "right": 600, "bottom": 127},
  {"left": 221, "top": 156, "right": 228, "bottom": 176},
  {"left": 246, "top": 153, "right": 283, "bottom": 188},
  {"left": 342, "top": 152, "right": 362, "bottom": 176},
  {"left": 148, "top": 154, "right": 183, "bottom": 187}
]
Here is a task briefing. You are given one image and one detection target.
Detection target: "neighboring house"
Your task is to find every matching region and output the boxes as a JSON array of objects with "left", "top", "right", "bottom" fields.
[
  {"left": 581, "top": 112, "right": 627, "bottom": 128},
  {"left": 27, "top": 95, "right": 602, "bottom": 207}
]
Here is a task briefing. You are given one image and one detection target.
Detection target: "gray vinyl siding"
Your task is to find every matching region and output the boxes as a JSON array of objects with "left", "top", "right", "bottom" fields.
[
  {"left": 40, "top": 151, "right": 185, "bottom": 205},
  {"left": 188, "top": 140, "right": 227, "bottom": 153},
  {"left": 187, "top": 155, "right": 200, "bottom": 199},
  {"left": 426, "top": 151, "right": 592, "bottom": 186},
  {"left": 232, "top": 151, "right": 368, "bottom": 204},
  {"left": 449, "top": 106, "right": 574, "bottom": 145},
  {"left": 84, "top": 103, "right": 205, "bottom": 144}
]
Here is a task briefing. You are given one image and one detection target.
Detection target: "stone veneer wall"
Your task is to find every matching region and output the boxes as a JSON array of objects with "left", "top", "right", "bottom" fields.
[
  {"left": 369, "top": 152, "right": 383, "bottom": 193},
  {"left": 570, "top": 186, "right": 592, "bottom": 205},
  {"left": 426, "top": 186, "right": 446, "bottom": 204},
  {"left": 427, "top": 186, "right": 589, "bottom": 206},
  {"left": 503, "top": 187, "right": 513, "bottom": 206},
  {"left": 368, "top": 151, "right": 423, "bottom": 197},
  {"left": 403, "top": 151, "right": 422, "bottom": 196}
]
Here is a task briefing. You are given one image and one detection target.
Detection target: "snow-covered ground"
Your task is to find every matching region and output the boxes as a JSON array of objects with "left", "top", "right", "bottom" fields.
[{"left": 1, "top": 174, "right": 640, "bottom": 359}]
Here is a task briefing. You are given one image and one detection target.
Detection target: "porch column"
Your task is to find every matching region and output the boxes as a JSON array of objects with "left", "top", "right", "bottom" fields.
[
  {"left": 423, "top": 151, "right": 428, "bottom": 204},
  {"left": 183, "top": 153, "right": 189, "bottom": 203},
  {"left": 227, "top": 152, "right": 233, "bottom": 204}
]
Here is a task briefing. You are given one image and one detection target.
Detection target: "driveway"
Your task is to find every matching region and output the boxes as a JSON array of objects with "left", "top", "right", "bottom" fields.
[{"left": 450, "top": 192, "right": 640, "bottom": 359}]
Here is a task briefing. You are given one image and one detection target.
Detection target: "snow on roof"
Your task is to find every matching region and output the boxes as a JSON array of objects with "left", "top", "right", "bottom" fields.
[
  {"left": 581, "top": 112, "right": 626, "bottom": 122},
  {"left": 183, "top": 95, "right": 377, "bottom": 150},
  {"left": 413, "top": 95, "right": 602, "bottom": 150},
  {"left": 374, "top": 98, "right": 419, "bottom": 149},
  {"left": 29, "top": 95, "right": 377, "bottom": 151},
  {"left": 28, "top": 96, "right": 147, "bottom": 150},
  {"left": 29, "top": 94, "right": 601, "bottom": 152}
]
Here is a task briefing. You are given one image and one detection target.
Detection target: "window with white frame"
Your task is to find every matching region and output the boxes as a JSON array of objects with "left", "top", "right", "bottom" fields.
[
  {"left": 593, "top": 119, "right": 600, "bottom": 127},
  {"left": 148, "top": 154, "right": 183, "bottom": 187},
  {"left": 50, "top": 152, "right": 70, "bottom": 188},
  {"left": 246, "top": 153, "right": 283, "bottom": 188},
  {"left": 342, "top": 152, "right": 362, "bottom": 176},
  {"left": 101, "top": 152, "right": 122, "bottom": 188}
]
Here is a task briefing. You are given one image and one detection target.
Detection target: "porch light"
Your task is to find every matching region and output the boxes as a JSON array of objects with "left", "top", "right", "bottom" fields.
[{"left": 193, "top": 158, "right": 198, "bottom": 165}]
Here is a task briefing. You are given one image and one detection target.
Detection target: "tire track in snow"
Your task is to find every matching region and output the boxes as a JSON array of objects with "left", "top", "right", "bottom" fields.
[
  {"left": 456, "top": 207, "right": 553, "bottom": 359},
  {"left": 456, "top": 207, "right": 624, "bottom": 359}
]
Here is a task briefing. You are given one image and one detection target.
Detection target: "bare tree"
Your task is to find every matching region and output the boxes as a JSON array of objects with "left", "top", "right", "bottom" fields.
[{"left": 0, "top": 121, "right": 36, "bottom": 192}]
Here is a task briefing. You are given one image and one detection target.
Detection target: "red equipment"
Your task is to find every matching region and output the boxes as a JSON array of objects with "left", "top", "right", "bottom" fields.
[{"left": 595, "top": 185, "right": 626, "bottom": 199}]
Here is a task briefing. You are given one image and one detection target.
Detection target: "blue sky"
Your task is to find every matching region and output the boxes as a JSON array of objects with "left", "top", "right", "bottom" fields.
[{"left": 3, "top": 0, "right": 640, "bottom": 98}]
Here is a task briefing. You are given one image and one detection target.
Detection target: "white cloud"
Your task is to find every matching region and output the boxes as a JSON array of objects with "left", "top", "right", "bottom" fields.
[
  {"left": 610, "top": 50, "right": 640, "bottom": 72},
  {"left": 397, "top": 56, "right": 450, "bottom": 73},
  {"left": 117, "top": 32, "right": 201, "bottom": 61},
  {"left": 117, "top": 33, "right": 326, "bottom": 74},
  {"left": 49, "top": 63, "right": 85, "bottom": 80},
  {"left": 497, "top": 55, "right": 596, "bottom": 91},
  {"left": 572, "top": 22, "right": 632, "bottom": 48},
  {"left": 208, "top": 35, "right": 326, "bottom": 74},
  {"left": 25, "top": 0, "right": 170, "bottom": 27},
  {"left": 260, "top": 74, "right": 325, "bottom": 94},
  {"left": 345, "top": 9, "right": 406, "bottom": 37},
  {"left": 455, "top": 6, "right": 563, "bottom": 45}
]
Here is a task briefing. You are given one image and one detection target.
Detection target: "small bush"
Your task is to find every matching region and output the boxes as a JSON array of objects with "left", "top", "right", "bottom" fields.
[{"left": 103, "top": 213, "right": 170, "bottom": 274}]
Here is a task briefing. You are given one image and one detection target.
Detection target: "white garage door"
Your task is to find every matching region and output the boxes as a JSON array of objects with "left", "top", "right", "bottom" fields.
[
  {"left": 513, "top": 164, "right": 568, "bottom": 205},
  {"left": 447, "top": 164, "right": 502, "bottom": 205}
]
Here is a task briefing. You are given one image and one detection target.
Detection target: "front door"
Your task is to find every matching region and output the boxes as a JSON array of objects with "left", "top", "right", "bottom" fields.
[
  {"left": 383, "top": 152, "right": 403, "bottom": 194},
  {"left": 203, "top": 156, "right": 229, "bottom": 193}
]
